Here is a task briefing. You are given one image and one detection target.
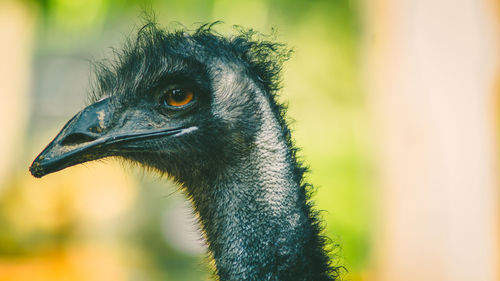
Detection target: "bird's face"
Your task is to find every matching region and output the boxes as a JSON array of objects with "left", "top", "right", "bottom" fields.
[{"left": 30, "top": 27, "right": 261, "bottom": 184}]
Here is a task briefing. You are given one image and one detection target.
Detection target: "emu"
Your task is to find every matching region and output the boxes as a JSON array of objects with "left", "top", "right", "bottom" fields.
[{"left": 30, "top": 22, "right": 341, "bottom": 281}]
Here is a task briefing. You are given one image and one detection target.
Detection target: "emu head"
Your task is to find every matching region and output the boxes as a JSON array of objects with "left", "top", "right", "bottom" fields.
[{"left": 30, "top": 23, "right": 290, "bottom": 187}]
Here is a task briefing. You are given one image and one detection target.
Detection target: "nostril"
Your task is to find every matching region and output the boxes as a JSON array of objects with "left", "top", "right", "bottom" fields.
[{"left": 61, "top": 132, "right": 97, "bottom": 146}]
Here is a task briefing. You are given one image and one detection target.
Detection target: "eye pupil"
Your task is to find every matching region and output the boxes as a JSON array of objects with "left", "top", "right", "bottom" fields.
[
  {"left": 171, "top": 89, "right": 186, "bottom": 101},
  {"left": 163, "top": 88, "right": 194, "bottom": 107}
]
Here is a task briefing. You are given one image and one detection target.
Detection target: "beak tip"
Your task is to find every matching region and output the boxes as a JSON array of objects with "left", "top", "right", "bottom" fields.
[{"left": 29, "top": 161, "right": 46, "bottom": 178}]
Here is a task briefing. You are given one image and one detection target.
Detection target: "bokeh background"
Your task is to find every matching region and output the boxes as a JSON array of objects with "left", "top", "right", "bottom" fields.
[{"left": 0, "top": 0, "right": 498, "bottom": 280}]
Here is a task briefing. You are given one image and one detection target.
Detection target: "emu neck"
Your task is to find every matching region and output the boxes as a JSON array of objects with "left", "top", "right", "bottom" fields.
[{"left": 187, "top": 95, "right": 334, "bottom": 280}]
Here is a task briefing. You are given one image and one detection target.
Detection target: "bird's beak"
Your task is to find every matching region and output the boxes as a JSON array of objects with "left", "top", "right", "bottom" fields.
[{"left": 29, "top": 98, "right": 183, "bottom": 178}]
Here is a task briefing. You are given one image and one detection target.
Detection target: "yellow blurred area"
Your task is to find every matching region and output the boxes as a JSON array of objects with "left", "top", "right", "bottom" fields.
[
  {"left": 3, "top": 162, "right": 137, "bottom": 232},
  {"left": 0, "top": 244, "right": 127, "bottom": 281}
]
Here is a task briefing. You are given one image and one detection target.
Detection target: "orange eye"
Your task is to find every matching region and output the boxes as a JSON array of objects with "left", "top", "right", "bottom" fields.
[{"left": 163, "top": 88, "right": 194, "bottom": 107}]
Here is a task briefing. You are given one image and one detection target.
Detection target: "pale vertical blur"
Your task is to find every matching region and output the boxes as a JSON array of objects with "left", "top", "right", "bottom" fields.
[
  {"left": 364, "top": 0, "right": 499, "bottom": 280},
  {"left": 0, "top": 1, "right": 34, "bottom": 188}
]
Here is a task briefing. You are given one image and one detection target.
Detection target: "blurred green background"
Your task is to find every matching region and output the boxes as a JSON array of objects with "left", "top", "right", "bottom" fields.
[{"left": 0, "top": 0, "right": 371, "bottom": 280}]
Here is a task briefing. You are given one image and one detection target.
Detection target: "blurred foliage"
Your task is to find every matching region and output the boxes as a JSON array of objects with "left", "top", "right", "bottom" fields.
[{"left": 0, "top": 0, "right": 370, "bottom": 280}]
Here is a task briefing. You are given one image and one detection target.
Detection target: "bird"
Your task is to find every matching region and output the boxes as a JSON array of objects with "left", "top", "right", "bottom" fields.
[{"left": 30, "top": 21, "right": 342, "bottom": 281}]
